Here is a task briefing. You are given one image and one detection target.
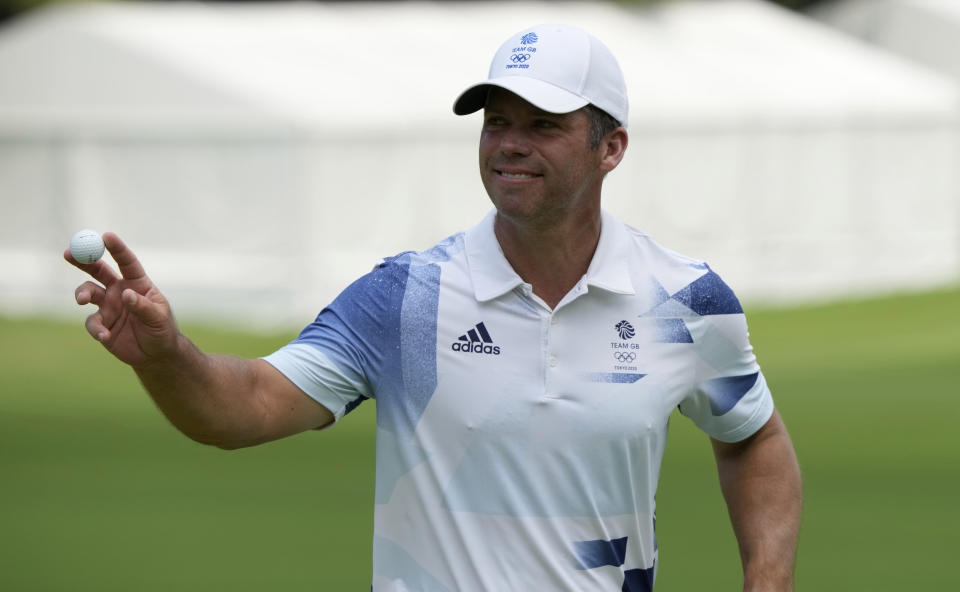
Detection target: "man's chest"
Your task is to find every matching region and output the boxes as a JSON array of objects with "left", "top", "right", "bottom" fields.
[{"left": 422, "top": 289, "right": 706, "bottom": 442}]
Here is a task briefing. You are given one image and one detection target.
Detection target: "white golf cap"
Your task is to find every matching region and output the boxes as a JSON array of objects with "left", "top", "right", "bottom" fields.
[{"left": 453, "top": 24, "right": 628, "bottom": 127}]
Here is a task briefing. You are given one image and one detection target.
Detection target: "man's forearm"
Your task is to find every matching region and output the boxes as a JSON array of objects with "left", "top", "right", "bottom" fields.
[
  {"left": 133, "top": 332, "right": 267, "bottom": 448},
  {"left": 713, "top": 411, "right": 802, "bottom": 591}
]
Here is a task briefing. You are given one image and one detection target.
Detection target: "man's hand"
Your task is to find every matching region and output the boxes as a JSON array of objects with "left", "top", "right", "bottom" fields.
[
  {"left": 64, "top": 232, "right": 179, "bottom": 367},
  {"left": 64, "top": 232, "right": 334, "bottom": 448}
]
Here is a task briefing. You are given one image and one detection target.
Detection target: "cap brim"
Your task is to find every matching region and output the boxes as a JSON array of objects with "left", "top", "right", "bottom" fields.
[{"left": 453, "top": 77, "right": 590, "bottom": 116}]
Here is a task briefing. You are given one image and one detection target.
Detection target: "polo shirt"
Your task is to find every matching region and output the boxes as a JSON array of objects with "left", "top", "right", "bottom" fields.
[{"left": 263, "top": 209, "right": 774, "bottom": 592}]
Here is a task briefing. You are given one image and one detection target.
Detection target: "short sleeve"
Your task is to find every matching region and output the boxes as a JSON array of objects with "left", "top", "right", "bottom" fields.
[
  {"left": 676, "top": 270, "right": 774, "bottom": 442},
  {"left": 262, "top": 343, "right": 370, "bottom": 423},
  {"left": 261, "top": 258, "right": 413, "bottom": 423},
  {"left": 680, "top": 369, "right": 774, "bottom": 443}
]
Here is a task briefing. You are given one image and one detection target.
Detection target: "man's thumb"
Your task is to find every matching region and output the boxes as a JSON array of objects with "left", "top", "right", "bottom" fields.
[{"left": 122, "top": 289, "right": 166, "bottom": 325}]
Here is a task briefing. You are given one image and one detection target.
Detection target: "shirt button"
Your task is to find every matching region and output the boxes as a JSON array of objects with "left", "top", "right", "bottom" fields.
[
  {"left": 549, "top": 356, "right": 558, "bottom": 367},
  {"left": 550, "top": 316, "right": 558, "bottom": 325}
]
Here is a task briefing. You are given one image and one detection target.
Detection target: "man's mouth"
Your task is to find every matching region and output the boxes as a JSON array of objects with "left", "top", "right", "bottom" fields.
[{"left": 496, "top": 170, "right": 541, "bottom": 179}]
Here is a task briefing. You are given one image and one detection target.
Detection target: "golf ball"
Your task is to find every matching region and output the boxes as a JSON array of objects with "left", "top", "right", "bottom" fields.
[{"left": 70, "top": 229, "right": 105, "bottom": 264}]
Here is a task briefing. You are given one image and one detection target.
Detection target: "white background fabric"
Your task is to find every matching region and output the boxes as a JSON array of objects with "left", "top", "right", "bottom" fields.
[{"left": 2, "top": 0, "right": 958, "bottom": 328}]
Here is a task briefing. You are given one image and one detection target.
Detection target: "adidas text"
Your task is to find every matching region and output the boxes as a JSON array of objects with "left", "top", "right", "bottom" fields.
[{"left": 451, "top": 342, "right": 501, "bottom": 355}]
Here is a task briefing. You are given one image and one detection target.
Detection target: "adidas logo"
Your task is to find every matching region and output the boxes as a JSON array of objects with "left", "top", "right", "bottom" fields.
[{"left": 451, "top": 322, "right": 501, "bottom": 355}]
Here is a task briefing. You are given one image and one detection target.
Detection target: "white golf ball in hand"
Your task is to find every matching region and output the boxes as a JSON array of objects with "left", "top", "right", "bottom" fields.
[{"left": 70, "top": 229, "right": 105, "bottom": 264}]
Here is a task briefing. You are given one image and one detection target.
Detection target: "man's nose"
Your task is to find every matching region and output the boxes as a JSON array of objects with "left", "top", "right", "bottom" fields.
[{"left": 499, "top": 126, "right": 533, "bottom": 157}]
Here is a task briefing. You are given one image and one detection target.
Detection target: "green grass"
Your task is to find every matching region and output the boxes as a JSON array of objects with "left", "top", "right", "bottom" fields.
[
  {"left": 656, "top": 287, "right": 960, "bottom": 590},
  {"left": 0, "top": 321, "right": 375, "bottom": 590},
  {"left": 2, "top": 287, "right": 958, "bottom": 590}
]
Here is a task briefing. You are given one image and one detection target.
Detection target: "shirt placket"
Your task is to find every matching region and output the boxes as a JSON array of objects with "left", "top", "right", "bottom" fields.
[{"left": 543, "top": 308, "right": 561, "bottom": 399}]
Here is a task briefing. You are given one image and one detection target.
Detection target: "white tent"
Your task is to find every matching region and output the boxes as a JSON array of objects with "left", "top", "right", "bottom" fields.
[
  {"left": 2, "top": 0, "right": 958, "bottom": 328},
  {"left": 813, "top": 0, "right": 960, "bottom": 81}
]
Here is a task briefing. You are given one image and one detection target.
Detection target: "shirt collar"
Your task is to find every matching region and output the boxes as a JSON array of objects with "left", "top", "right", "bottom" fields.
[
  {"left": 464, "top": 209, "right": 636, "bottom": 303},
  {"left": 585, "top": 209, "right": 636, "bottom": 296},
  {"left": 464, "top": 210, "right": 524, "bottom": 302}
]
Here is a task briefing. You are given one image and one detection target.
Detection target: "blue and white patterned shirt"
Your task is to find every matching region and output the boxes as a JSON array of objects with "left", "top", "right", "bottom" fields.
[{"left": 263, "top": 210, "right": 773, "bottom": 591}]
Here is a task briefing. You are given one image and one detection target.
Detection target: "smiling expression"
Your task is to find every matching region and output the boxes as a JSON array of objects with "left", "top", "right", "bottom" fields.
[{"left": 479, "top": 89, "right": 612, "bottom": 228}]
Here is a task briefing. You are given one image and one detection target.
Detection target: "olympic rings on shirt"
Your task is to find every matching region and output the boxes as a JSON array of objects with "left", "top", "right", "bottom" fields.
[{"left": 613, "top": 351, "right": 636, "bottom": 363}]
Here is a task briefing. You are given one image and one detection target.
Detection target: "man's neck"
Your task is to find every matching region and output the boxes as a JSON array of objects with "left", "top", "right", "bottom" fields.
[{"left": 493, "top": 209, "right": 602, "bottom": 310}]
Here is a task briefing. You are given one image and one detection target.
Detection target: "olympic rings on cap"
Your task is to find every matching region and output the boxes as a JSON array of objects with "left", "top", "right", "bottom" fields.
[{"left": 510, "top": 53, "right": 531, "bottom": 63}]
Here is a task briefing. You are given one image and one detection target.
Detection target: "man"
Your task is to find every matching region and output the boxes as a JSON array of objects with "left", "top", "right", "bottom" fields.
[{"left": 66, "top": 24, "right": 801, "bottom": 591}]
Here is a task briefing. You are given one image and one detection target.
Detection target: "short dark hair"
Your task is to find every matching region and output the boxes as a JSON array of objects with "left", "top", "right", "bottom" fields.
[{"left": 584, "top": 104, "right": 621, "bottom": 150}]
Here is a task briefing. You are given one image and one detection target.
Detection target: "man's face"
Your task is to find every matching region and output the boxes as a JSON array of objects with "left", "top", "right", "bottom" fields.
[{"left": 479, "top": 89, "right": 609, "bottom": 226}]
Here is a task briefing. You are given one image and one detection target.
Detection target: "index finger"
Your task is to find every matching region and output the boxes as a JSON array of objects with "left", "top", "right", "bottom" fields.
[
  {"left": 102, "top": 232, "right": 148, "bottom": 281},
  {"left": 63, "top": 248, "right": 121, "bottom": 286}
]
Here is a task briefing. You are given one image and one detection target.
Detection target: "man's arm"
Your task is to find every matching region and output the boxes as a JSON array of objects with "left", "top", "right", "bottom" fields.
[
  {"left": 66, "top": 232, "right": 334, "bottom": 449},
  {"left": 711, "top": 409, "right": 802, "bottom": 591},
  {"left": 133, "top": 336, "right": 334, "bottom": 449}
]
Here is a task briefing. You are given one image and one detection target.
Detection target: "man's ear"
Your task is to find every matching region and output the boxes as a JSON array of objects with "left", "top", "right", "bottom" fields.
[{"left": 599, "top": 127, "right": 628, "bottom": 173}]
